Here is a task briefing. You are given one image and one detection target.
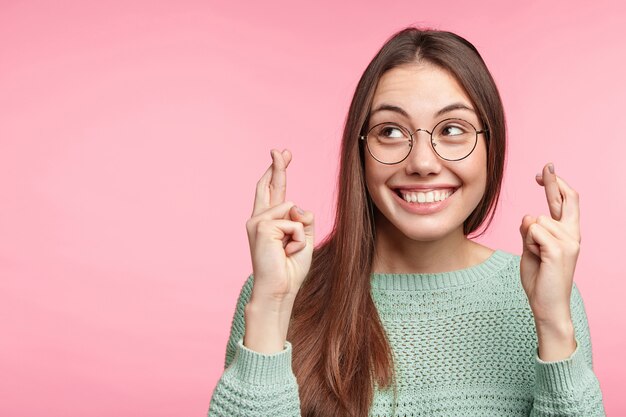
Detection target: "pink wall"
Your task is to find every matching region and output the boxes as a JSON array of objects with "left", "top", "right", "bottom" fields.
[{"left": 1, "top": 1, "right": 624, "bottom": 415}]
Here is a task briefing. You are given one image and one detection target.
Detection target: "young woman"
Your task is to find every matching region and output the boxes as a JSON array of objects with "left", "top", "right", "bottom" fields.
[{"left": 208, "top": 27, "right": 606, "bottom": 417}]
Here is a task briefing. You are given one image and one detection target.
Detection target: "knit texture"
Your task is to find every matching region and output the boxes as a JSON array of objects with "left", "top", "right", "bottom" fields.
[{"left": 208, "top": 250, "right": 606, "bottom": 416}]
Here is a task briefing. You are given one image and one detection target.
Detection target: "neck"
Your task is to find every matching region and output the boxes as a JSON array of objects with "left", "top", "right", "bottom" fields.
[{"left": 371, "top": 213, "right": 490, "bottom": 274}]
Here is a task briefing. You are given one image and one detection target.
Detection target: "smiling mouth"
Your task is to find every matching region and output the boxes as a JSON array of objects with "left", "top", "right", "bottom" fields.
[{"left": 394, "top": 188, "right": 458, "bottom": 203}]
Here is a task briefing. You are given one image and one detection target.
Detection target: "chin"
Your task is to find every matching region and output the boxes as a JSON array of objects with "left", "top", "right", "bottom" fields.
[
  {"left": 383, "top": 216, "right": 462, "bottom": 243},
  {"left": 398, "top": 225, "right": 456, "bottom": 242}
]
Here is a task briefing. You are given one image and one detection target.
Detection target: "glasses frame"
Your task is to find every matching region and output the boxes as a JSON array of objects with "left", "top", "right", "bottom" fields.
[{"left": 359, "top": 118, "right": 489, "bottom": 164}]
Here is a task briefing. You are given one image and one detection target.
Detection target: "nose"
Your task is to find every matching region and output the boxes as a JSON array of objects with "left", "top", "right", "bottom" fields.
[{"left": 404, "top": 129, "right": 442, "bottom": 176}]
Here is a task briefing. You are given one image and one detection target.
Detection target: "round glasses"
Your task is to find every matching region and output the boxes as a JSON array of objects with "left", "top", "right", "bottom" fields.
[{"left": 359, "top": 118, "right": 488, "bottom": 164}]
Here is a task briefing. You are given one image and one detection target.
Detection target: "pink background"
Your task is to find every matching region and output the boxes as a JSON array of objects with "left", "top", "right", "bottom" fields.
[{"left": 1, "top": 1, "right": 624, "bottom": 416}]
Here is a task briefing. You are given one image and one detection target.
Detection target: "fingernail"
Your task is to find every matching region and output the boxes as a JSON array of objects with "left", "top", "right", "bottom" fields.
[
  {"left": 548, "top": 163, "right": 555, "bottom": 174},
  {"left": 535, "top": 173, "right": 542, "bottom": 178},
  {"left": 295, "top": 206, "right": 304, "bottom": 214}
]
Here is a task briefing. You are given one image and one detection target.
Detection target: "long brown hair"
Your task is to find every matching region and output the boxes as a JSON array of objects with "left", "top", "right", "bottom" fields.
[{"left": 287, "top": 26, "right": 506, "bottom": 417}]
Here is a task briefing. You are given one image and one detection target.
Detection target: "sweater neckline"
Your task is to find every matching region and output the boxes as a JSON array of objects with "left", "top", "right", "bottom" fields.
[{"left": 370, "top": 249, "right": 513, "bottom": 291}]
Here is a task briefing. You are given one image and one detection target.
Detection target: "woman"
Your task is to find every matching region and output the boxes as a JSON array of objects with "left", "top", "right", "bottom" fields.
[{"left": 208, "top": 27, "right": 605, "bottom": 417}]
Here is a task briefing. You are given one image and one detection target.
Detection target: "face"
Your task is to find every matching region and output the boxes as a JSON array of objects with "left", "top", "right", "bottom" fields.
[{"left": 364, "top": 62, "right": 488, "bottom": 242}]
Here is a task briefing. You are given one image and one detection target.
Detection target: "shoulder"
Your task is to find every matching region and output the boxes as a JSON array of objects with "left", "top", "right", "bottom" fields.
[
  {"left": 489, "top": 249, "right": 521, "bottom": 279},
  {"left": 493, "top": 248, "right": 520, "bottom": 263},
  {"left": 476, "top": 249, "right": 526, "bottom": 299},
  {"left": 229, "top": 274, "right": 255, "bottom": 314},
  {"left": 240, "top": 274, "right": 255, "bottom": 301},
  {"left": 233, "top": 274, "right": 255, "bottom": 324},
  {"left": 223, "top": 274, "right": 255, "bottom": 368},
  {"left": 471, "top": 243, "right": 520, "bottom": 279}
]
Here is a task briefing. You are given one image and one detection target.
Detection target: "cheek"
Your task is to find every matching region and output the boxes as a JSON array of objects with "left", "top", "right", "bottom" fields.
[
  {"left": 468, "top": 145, "right": 488, "bottom": 197},
  {"left": 364, "top": 155, "right": 395, "bottom": 202}
]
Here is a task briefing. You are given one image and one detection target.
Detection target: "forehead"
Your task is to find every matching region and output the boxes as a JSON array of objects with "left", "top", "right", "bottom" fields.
[{"left": 371, "top": 63, "right": 473, "bottom": 119}]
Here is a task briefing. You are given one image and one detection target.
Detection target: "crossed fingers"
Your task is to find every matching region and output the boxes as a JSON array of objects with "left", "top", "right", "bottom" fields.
[
  {"left": 533, "top": 163, "right": 580, "bottom": 243},
  {"left": 252, "top": 149, "right": 293, "bottom": 217}
]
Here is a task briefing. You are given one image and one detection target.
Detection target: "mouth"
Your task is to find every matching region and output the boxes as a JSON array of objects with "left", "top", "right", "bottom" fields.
[{"left": 393, "top": 187, "right": 458, "bottom": 204}]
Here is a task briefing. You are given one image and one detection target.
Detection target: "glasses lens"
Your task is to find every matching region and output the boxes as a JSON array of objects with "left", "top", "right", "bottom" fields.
[
  {"left": 431, "top": 119, "right": 477, "bottom": 161},
  {"left": 366, "top": 123, "right": 412, "bottom": 164}
]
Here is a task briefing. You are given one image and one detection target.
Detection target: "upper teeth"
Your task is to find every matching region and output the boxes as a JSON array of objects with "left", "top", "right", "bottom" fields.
[{"left": 399, "top": 189, "right": 454, "bottom": 203}]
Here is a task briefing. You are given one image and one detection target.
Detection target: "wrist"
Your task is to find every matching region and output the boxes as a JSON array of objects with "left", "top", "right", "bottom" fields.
[
  {"left": 247, "top": 290, "right": 296, "bottom": 316},
  {"left": 244, "top": 297, "right": 295, "bottom": 323},
  {"left": 534, "top": 315, "right": 574, "bottom": 339},
  {"left": 243, "top": 299, "right": 295, "bottom": 354},
  {"left": 535, "top": 319, "right": 577, "bottom": 362}
]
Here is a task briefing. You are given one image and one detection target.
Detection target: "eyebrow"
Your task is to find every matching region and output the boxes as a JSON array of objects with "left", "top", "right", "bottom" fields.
[{"left": 369, "top": 102, "right": 476, "bottom": 119}]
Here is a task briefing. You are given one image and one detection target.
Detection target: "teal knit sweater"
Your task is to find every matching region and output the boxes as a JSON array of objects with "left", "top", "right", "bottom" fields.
[{"left": 208, "top": 250, "right": 606, "bottom": 416}]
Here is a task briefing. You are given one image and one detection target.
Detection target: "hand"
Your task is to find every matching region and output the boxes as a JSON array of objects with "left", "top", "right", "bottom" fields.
[
  {"left": 519, "top": 163, "right": 581, "bottom": 359},
  {"left": 244, "top": 149, "right": 315, "bottom": 353}
]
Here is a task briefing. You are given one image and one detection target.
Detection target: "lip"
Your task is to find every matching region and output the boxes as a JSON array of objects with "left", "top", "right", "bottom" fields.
[
  {"left": 392, "top": 184, "right": 460, "bottom": 191},
  {"left": 391, "top": 187, "right": 457, "bottom": 214}
]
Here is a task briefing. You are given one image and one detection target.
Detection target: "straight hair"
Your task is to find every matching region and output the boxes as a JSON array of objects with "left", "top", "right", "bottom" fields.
[{"left": 287, "top": 26, "right": 507, "bottom": 417}]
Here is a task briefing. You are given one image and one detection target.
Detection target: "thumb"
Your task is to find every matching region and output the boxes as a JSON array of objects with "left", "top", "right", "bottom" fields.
[
  {"left": 519, "top": 214, "right": 535, "bottom": 243},
  {"left": 290, "top": 206, "right": 315, "bottom": 240},
  {"left": 520, "top": 214, "right": 540, "bottom": 257}
]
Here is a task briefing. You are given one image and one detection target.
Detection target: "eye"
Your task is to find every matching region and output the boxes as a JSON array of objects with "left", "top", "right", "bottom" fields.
[
  {"left": 379, "top": 125, "right": 404, "bottom": 138},
  {"left": 441, "top": 125, "right": 466, "bottom": 136},
  {"left": 380, "top": 126, "right": 404, "bottom": 138},
  {"left": 434, "top": 119, "right": 476, "bottom": 138}
]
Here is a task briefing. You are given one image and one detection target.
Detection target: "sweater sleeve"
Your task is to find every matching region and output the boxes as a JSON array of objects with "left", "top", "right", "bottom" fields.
[
  {"left": 208, "top": 275, "right": 303, "bottom": 417},
  {"left": 529, "top": 283, "right": 606, "bottom": 416}
]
